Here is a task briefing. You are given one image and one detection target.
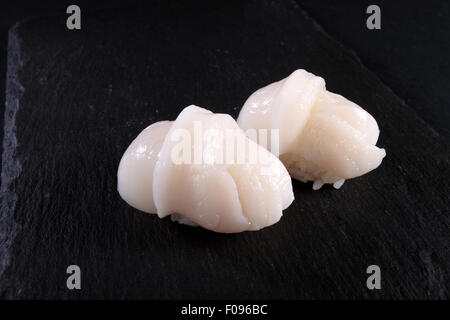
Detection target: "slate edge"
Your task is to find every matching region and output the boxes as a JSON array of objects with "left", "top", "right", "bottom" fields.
[{"left": 0, "top": 22, "right": 24, "bottom": 290}]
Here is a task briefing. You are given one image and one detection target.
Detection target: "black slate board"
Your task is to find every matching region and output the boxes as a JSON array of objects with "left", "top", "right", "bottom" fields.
[{"left": 1, "top": 0, "right": 449, "bottom": 299}]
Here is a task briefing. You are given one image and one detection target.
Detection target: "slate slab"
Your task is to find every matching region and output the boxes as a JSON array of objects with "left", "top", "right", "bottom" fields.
[{"left": 0, "top": 0, "right": 448, "bottom": 299}]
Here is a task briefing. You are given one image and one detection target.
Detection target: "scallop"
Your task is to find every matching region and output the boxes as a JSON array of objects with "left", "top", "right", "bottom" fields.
[
  {"left": 118, "top": 105, "right": 294, "bottom": 233},
  {"left": 237, "top": 69, "right": 386, "bottom": 189}
]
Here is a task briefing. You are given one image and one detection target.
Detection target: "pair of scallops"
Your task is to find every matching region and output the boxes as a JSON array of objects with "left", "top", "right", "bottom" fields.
[{"left": 118, "top": 69, "right": 386, "bottom": 233}]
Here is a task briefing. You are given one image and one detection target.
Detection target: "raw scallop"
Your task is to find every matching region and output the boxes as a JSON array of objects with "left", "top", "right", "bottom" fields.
[
  {"left": 237, "top": 69, "right": 386, "bottom": 189},
  {"left": 118, "top": 105, "right": 294, "bottom": 233}
]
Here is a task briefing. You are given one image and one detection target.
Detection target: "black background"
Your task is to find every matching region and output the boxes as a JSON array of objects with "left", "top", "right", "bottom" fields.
[{"left": 0, "top": 0, "right": 448, "bottom": 300}]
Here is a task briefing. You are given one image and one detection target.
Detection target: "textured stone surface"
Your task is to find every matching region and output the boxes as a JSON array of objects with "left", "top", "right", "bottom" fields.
[{"left": 0, "top": 0, "right": 449, "bottom": 299}]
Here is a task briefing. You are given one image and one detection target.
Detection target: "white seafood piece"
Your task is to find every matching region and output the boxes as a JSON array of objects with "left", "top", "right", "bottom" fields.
[
  {"left": 237, "top": 69, "right": 386, "bottom": 189},
  {"left": 118, "top": 105, "right": 294, "bottom": 233}
]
